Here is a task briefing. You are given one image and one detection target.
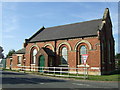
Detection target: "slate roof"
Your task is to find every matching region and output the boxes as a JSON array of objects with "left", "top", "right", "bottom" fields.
[
  {"left": 15, "top": 48, "right": 25, "bottom": 54},
  {"left": 7, "top": 56, "right": 12, "bottom": 58},
  {"left": 28, "top": 19, "right": 102, "bottom": 42},
  {"left": 42, "top": 47, "right": 55, "bottom": 56}
]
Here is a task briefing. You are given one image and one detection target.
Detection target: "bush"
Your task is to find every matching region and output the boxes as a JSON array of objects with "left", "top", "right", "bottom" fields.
[{"left": 110, "top": 69, "right": 120, "bottom": 75}]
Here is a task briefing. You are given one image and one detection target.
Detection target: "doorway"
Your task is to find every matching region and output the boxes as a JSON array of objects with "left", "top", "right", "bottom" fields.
[{"left": 38, "top": 55, "right": 45, "bottom": 72}]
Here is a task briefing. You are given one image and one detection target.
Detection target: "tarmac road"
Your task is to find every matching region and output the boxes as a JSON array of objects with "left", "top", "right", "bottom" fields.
[{"left": 0, "top": 71, "right": 119, "bottom": 89}]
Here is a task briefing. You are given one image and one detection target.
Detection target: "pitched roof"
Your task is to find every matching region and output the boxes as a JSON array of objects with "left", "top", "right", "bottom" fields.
[
  {"left": 28, "top": 19, "right": 102, "bottom": 42},
  {"left": 15, "top": 48, "right": 25, "bottom": 54},
  {"left": 42, "top": 47, "right": 55, "bottom": 56}
]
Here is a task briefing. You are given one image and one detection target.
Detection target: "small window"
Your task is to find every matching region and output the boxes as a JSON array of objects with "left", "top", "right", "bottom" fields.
[
  {"left": 80, "top": 45, "right": 87, "bottom": 64},
  {"left": 32, "top": 49, "right": 37, "bottom": 64},
  {"left": 18, "top": 56, "right": 22, "bottom": 64}
]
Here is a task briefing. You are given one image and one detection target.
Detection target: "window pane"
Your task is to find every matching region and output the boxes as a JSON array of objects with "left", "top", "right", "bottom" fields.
[
  {"left": 62, "top": 47, "right": 67, "bottom": 55},
  {"left": 80, "top": 55, "right": 84, "bottom": 64},
  {"left": 61, "top": 47, "right": 68, "bottom": 64},
  {"left": 18, "top": 56, "right": 22, "bottom": 64},
  {"left": 80, "top": 46, "right": 87, "bottom": 55},
  {"left": 32, "top": 49, "right": 37, "bottom": 64},
  {"left": 33, "top": 49, "right": 37, "bottom": 56},
  {"left": 80, "top": 46, "right": 87, "bottom": 64}
]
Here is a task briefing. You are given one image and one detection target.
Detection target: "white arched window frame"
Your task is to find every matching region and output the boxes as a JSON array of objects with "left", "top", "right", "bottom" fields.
[
  {"left": 32, "top": 49, "right": 37, "bottom": 64},
  {"left": 80, "top": 45, "right": 87, "bottom": 64},
  {"left": 61, "top": 47, "right": 68, "bottom": 65}
]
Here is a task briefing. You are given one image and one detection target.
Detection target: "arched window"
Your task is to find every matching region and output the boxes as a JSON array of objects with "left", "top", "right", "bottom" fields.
[
  {"left": 32, "top": 49, "right": 37, "bottom": 64},
  {"left": 80, "top": 45, "right": 87, "bottom": 64},
  {"left": 61, "top": 47, "right": 68, "bottom": 65}
]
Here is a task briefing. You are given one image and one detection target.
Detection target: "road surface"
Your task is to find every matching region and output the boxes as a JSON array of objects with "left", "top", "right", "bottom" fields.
[{"left": 0, "top": 71, "right": 119, "bottom": 89}]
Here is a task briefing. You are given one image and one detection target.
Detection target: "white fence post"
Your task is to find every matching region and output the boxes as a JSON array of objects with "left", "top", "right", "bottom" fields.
[
  {"left": 77, "top": 68, "right": 78, "bottom": 77},
  {"left": 42, "top": 67, "right": 44, "bottom": 74},
  {"left": 68, "top": 67, "right": 69, "bottom": 77},
  {"left": 54, "top": 67, "right": 55, "bottom": 76},
  {"left": 84, "top": 67, "right": 86, "bottom": 79},
  {"left": 15, "top": 65, "right": 89, "bottom": 79},
  {"left": 60, "top": 67, "right": 62, "bottom": 76}
]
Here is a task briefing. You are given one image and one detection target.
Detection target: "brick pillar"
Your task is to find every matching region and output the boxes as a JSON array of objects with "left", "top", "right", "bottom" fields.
[{"left": 68, "top": 50, "right": 77, "bottom": 73}]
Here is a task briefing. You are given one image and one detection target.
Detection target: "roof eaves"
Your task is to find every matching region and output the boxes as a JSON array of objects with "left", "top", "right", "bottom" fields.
[
  {"left": 45, "top": 19, "right": 102, "bottom": 29},
  {"left": 28, "top": 26, "right": 45, "bottom": 41},
  {"left": 15, "top": 52, "right": 25, "bottom": 54},
  {"left": 15, "top": 48, "right": 25, "bottom": 54},
  {"left": 28, "top": 34, "right": 98, "bottom": 43}
]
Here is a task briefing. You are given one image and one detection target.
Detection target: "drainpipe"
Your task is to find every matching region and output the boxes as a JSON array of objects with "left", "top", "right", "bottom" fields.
[{"left": 54, "top": 40, "right": 57, "bottom": 67}]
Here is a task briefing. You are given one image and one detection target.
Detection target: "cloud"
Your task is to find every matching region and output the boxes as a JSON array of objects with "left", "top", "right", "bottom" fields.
[
  {"left": 3, "top": 4, "right": 17, "bottom": 11},
  {"left": 111, "top": 13, "right": 118, "bottom": 35},
  {"left": 3, "top": 35, "right": 15, "bottom": 38},
  {"left": 2, "top": 2, "right": 19, "bottom": 33},
  {"left": 71, "top": 11, "right": 102, "bottom": 22},
  {"left": 3, "top": 16, "right": 19, "bottom": 33},
  {"left": 4, "top": 26, "right": 18, "bottom": 33},
  {"left": 36, "top": 13, "right": 53, "bottom": 18},
  {"left": 2, "top": 2, "right": 19, "bottom": 41}
]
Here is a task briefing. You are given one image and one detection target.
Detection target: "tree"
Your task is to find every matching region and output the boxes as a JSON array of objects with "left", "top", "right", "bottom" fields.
[
  {"left": 115, "top": 53, "right": 120, "bottom": 59},
  {"left": 0, "top": 46, "right": 4, "bottom": 59},
  {"left": 115, "top": 53, "right": 120, "bottom": 69},
  {"left": 6, "top": 49, "right": 15, "bottom": 58}
]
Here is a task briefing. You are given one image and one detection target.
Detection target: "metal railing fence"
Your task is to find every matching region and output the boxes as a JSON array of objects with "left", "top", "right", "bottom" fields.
[{"left": 17, "top": 65, "right": 89, "bottom": 79}]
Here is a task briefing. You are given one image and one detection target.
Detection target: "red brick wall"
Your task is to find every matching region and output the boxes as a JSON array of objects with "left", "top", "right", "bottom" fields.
[
  {"left": 12, "top": 54, "right": 18, "bottom": 69},
  {"left": 6, "top": 30, "right": 114, "bottom": 75},
  {"left": 24, "top": 36, "right": 101, "bottom": 71},
  {"left": 6, "top": 35, "right": 114, "bottom": 75},
  {"left": 6, "top": 58, "right": 11, "bottom": 69},
  {"left": 100, "top": 20, "right": 115, "bottom": 74},
  {"left": 6, "top": 54, "right": 25, "bottom": 70}
]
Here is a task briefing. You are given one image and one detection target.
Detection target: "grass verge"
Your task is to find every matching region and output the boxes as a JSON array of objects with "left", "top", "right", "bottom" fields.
[
  {"left": 88, "top": 74, "right": 119, "bottom": 81},
  {"left": 2, "top": 69, "right": 120, "bottom": 81}
]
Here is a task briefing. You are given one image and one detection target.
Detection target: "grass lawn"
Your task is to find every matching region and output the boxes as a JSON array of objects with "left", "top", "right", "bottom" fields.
[
  {"left": 27, "top": 72, "right": 120, "bottom": 81},
  {"left": 87, "top": 74, "right": 120, "bottom": 81}
]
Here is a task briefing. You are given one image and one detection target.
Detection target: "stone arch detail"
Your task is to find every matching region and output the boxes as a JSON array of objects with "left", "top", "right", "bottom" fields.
[
  {"left": 57, "top": 42, "right": 72, "bottom": 53},
  {"left": 74, "top": 40, "right": 92, "bottom": 51},
  {"left": 29, "top": 44, "right": 40, "bottom": 53},
  {"left": 44, "top": 43, "right": 54, "bottom": 52}
]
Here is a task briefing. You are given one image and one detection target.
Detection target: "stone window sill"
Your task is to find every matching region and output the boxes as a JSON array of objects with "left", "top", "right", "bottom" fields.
[
  {"left": 77, "top": 64, "right": 89, "bottom": 67},
  {"left": 58, "top": 65, "right": 69, "bottom": 67},
  {"left": 31, "top": 64, "right": 35, "bottom": 65},
  {"left": 17, "top": 64, "right": 21, "bottom": 66},
  {"left": 91, "top": 67, "right": 100, "bottom": 70}
]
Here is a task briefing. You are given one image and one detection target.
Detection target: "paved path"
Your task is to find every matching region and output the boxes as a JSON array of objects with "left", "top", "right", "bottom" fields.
[{"left": 0, "top": 71, "right": 119, "bottom": 89}]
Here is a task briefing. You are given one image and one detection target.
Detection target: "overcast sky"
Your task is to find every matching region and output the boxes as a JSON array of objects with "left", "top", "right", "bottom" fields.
[{"left": 1, "top": 2, "right": 119, "bottom": 56}]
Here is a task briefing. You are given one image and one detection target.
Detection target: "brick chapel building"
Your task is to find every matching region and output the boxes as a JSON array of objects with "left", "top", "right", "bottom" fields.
[{"left": 6, "top": 8, "right": 115, "bottom": 75}]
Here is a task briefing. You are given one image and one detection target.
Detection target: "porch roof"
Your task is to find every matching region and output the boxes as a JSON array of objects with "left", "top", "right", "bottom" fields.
[{"left": 15, "top": 48, "right": 25, "bottom": 54}]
